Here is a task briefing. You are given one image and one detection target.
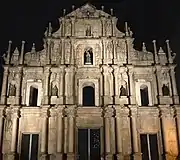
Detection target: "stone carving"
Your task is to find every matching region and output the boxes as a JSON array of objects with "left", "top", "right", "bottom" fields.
[
  {"left": 51, "top": 84, "right": 58, "bottom": 96},
  {"left": 120, "top": 85, "right": 127, "bottom": 96},
  {"left": 8, "top": 83, "right": 16, "bottom": 96},
  {"left": 105, "top": 20, "right": 112, "bottom": 36},
  {"left": 84, "top": 48, "right": 93, "bottom": 65},
  {"left": 65, "top": 40, "right": 71, "bottom": 64},
  {"left": 162, "top": 84, "right": 170, "bottom": 96},
  {"left": 106, "top": 40, "right": 113, "bottom": 59}
]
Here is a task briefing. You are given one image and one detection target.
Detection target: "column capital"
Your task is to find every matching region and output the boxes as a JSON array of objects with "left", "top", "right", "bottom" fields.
[
  {"left": 0, "top": 108, "right": 4, "bottom": 117},
  {"left": 56, "top": 104, "right": 65, "bottom": 116},
  {"left": 49, "top": 107, "right": 57, "bottom": 117},
  {"left": 41, "top": 107, "right": 49, "bottom": 118},
  {"left": 10, "top": 106, "right": 20, "bottom": 118},
  {"left": 44, "top": 66, "right": 51, "bottom": 74},
  {"left": 104, "top": 106, "right": 114, "bottom": 118},
  {"left": 65, "top": 105, "right": 76, "bottom": 117},
  {"left": 130, "top": 106, "right": 138, "bottom": 117},
  {"left": 159, "top": 106, "right": 175, "bottom": 118}
]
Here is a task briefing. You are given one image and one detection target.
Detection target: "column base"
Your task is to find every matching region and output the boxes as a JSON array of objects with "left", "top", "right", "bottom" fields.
[
  {"left": 55, "top": 153, "right": 63, "bottom": 160},
  {"left": 67, "top": 153, "right": 75, "bottom": 160},
  {"left": 105, "top": 154, "right": 113, "bottom": 160},
  {"left": 40, "top": 154, "right": 48, "bottom": 160},
  {"left": 133, "top": 152, "right": 142, "bottom": 160},
  {"left": 104, "top": 96, "right": 113, "bottom": 105},
  {"left": 116, "top": 153, "right": 124, "bottom": 160},
  {"left": 165, "top": 153, "right": 177, "bottom": 160},
  {"left": 3, "top": 152, "right": 17, "bottom": 160}
]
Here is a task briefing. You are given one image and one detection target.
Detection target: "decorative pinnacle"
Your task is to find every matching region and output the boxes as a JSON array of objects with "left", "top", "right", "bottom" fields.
[
  {"left": 63, "top": 9, "right": 66, "bottom": 16},
  {"left": 142, "top": 42, "right": 147, "bottom": 52},
  {"left": 31, "top": 43, "right": 36, "bottom": 52},
  {"left": 9, "top": 40, "right": 12, "bottom": 44},
  {"left": 110, "top": 8, "right": 113, "bottom": 16},
  {"left": 22, "top": 40, "right": 25, "bottom": 44},
  {"left": 72, "top": 5, "right": 75, "bottom": 10},
  {"left": 152, "top": 40, "right": 157, "bottom": 54},
  {"left": 125, "top": 22, "right": 129, "bottom": 37},
  {"left": 158, "top": 47, "right": 164, "bottom": 53},
  {"left": 101, "top": 6, "right": 104, "bottom": 11},
  {"left": 48, "top": 22, "right": 52, "bottom": 36}
]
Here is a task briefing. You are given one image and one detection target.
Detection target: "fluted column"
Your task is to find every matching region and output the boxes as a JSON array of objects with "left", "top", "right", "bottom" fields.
[
  {"left": 0, "top": 67, "right": 9, "bottom": 104},
  {"left": 56, "top": 105, "right": 64, "bottom": 159},
  {"left": 104, "top": 106, "right": 114, "bottom": 160},
  {"left": 128, "top": 67, "right": 136, "bottom": 104},
  {"left": 43, "top": 67, "right": 50, "bottom": 104},
  {"left": 170, "top": 65, "right": 179, "bottom": 104},
  {"left": 66, "top": 105, "right": 76, "bottom": 160},
  {"left": 130, "top": 106, "right": 141, "bottom": 160},
  {"left": 40, "top": 107, "right": 49, "bottom": 160},
  {"left": 115, "top": 106, "right": 123, "bottom": 159},
  {"left": 160, "top": 107, "right": 178, "bottom": 160},
  {"left": 9, "top": 107, "right": 20, "bottom": 159}
]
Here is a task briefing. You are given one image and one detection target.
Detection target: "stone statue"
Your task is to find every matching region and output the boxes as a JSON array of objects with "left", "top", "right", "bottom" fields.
[
  {"left": 9, "top": 83, "right": 16, "bottom": 96},
  {"left": 51, "top": 83, "right": 58, "bottom": 96},
  {"left": 162, "top": 84, "right": 170, "bottom": 96},
  {"left": 120, "top": 85, "right": 127, "bottom": 96},
  {"left": 86, "top": 25, "right": 91, "bottom": 36},
  {"left": 85, "top": 50, "right": 91, "bottom": 64}
]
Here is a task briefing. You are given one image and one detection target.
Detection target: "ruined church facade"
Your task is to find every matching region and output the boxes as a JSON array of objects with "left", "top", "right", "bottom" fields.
[{"left": 0, "top": 3, "right": 180, "bottom": 160}]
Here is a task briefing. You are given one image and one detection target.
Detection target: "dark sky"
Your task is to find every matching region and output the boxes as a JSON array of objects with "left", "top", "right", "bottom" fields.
[{"left": 0, "top": 0, "right": 179, "bottom": 89}]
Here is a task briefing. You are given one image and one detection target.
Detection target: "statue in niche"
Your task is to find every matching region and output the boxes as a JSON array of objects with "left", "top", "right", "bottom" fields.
[
  {"left": 8, "top": 83, "right": 16, "bottom": 96},
  {"left": 162, "top": 84, "right": 170, "bottom": 96},
  {"left": 86, "top": 25, "right": 91, "bottom": 36},
  {"left": 120, "top": 85, "right": 127, "bottom": 96},
  {"left": 51, "top": 83, "right": 58, "bottom": 96},
  {"left": 84, "top": 48, "right": 93, "bottom": 65}
]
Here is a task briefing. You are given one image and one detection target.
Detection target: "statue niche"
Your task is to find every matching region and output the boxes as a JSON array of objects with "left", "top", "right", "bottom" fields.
[
  {"left": 8, "top": 83, "right": 16, "bottom": 96},
  {"left": 85, "top": 25, "right": 91, "bottom": 36},
  {"left": 84, "top": 48, "right": 93, "bottom": 65},
  {"left": 120, "top": 85, "right": 127, "bottom": 97},
  {"left": 51, "top": 83, "right": 58, "bottom": 96},
  {"left": 162, "top": 84, "right": 170, "bottom": 96}
]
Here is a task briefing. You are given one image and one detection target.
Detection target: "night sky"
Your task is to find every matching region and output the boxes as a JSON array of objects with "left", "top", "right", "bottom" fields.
[{"left": 0, "top": 0, "right": 179, "bottom": 90}]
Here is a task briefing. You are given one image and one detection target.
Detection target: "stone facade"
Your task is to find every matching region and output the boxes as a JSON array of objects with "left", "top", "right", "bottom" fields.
[{"left": 0, "top": 3, "right": 180, "bottom": 160}]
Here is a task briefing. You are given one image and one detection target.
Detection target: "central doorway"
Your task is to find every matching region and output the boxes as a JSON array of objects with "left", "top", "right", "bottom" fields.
[{"left": 77, "top": 128, "right": 101, "bottom": 160}]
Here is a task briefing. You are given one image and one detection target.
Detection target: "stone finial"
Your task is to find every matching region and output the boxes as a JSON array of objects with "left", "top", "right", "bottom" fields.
[
  {"left": 72, "top": 5, "right": 75, "bottom": 11},
  {"left": 110, "top": 8, "right": 113, "bottom": 16},
  {"left": 125, "top": 22, "right": 129, "bottom": 37},
  {"left": 101, "top": 6, "right": 104, "bottom": 11},
  {"left": 20, "top": 40, "right": 25, "bottom": 64},
  {"left": 31, "top": 43, "right": 36, "bottom": 53},
  {"left": 6, "top": 40, "right": 12, "bottom": 64},
  {"left": 152, "top": 40, "right": 157, "bottom": 54},
  {"left": 48, "top": 22, "right": 52, "bottom": 37},
  {"left": 63, "top": 9, "right": 66, "bottom": 16},
  {"left": 14, "top": 47, "right": 19, "bottom": 55},
  {"left": 142, "top": 42, "right": 147, "bottom": 52},
  {"left": 158, "top": 47, "right": 165, "bottom": 54}
]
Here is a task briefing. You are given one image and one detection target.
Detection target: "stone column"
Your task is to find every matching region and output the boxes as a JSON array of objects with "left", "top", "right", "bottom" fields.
[
  {"left": 156, "top": 65, "right": 163, "bottom": 96},
  {"left": 0, "top": 66, "right": 9, "bottom": 104},
  {"left": 104, "top": 106, "right": 114, "bottom": 160},
  {"left": 47, "top": 39, "right": 51, "bottom": 64},
  {"left": 160, "top": 107, "right": 178, "bottom": 160},
  {"left": 15, "top": 68, "right": 23, "bottom": 105},
  {"left": 43, "top": 67, "right": 50, "bottom": 105},
  {"left": 66, "top": 105, "right": 76, "bottom": 160},
  {"left": 56, "top": 105, "right": 64, "bottom": 160},
  {"left": 65, "top": 66, "right": 75, "bottom": 104},
  {"left": 10, "top": 107, "right": 20, "bottom": 159},
  {"left": 175, "top": 107, "right": 180, "bottom": 156},
  {"left": 0, "top": 108, "right": 4, "bottom": 154},
  {"left": 71, "top": 18, "right": 75, "bottom": 36},
  {"left": 59, "top": 67, "right": 65, "bottom": 104},
  {"left": 115, "top": 106, "right": 123, "bottom": 159},
  {"left": 40, "top": 106, "right": 49, "bottom": 160},
  {"left": 113, "top": 65, "right": 120, "bottom": 104},
  {"left": 112, "top": 17, "right": 117, "bottom": 37},
  {"left": 101, "top": 17, "right": 106, "bottom": 37},
  {"left": 170, "top": 65, "right": 179, "bottom": 104},
  {"left": 128, "top": 67, "right": 136, "bottom": 104},
  {"left": 61, "top": 39, "right": 65, "bottom": 64},
  {"left": 130, "top": 106, "right": 141, "bottom": 160},
  {"left": 152, "top": 68, "right": 158, "bottom": 105}
]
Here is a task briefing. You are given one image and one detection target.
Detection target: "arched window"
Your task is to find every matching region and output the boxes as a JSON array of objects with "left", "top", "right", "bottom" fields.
[
  {"left": 162, "top": 84, "right": 170, "bottom": 96},
  {"left": 84, "top": 48, "right": 93, "bottom": 65},
  {"left": 83, "top": 86, "right": 95, "bottom": 106},
  {"left": 120, "top": 85, "right": 127, "bottom": 96},
  {"left": 29, "top": 86, "right": 38, "bottom": 106},
  {"left": 140, "top": 85, "right": 149, "bottom": 106}
]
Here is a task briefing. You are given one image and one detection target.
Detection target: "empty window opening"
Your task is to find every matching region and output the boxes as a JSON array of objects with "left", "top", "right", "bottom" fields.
[
  {"left": 140, "top": 85, "right": 149, "bottom": 106},
  {"left": 140, "top": 134, "right": 159, "bottom": 160},
  {"left": 83, "top": 86, "right": 95, "bottom": 106},
  {"left": 20, "top": 134, "right": 39, "bottom": 160},
  {"left": 84, "top": 48, "right": 93, "bottom": 65},
  {"left": 29, "top": 86, "right": 38, "bottom": 106},
  {"left": 162, "top": 84, "right": 170, "bottom": 96}
]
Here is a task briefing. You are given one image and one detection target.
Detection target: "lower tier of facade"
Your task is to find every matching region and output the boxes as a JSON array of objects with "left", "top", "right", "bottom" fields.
[{"left": 0, "top": 104, "right": 180, "bottom": 160}]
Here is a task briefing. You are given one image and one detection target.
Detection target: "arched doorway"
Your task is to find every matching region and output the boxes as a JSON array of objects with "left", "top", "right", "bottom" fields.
[
  {"left": 83, "top": 86, "right": 95, "bottom": 106},
  {"left": 140, "top": 85, "right": 149, "bottom": 106},
  {"left": 29, "top": 86, "right": 38, "bottom": 106}
]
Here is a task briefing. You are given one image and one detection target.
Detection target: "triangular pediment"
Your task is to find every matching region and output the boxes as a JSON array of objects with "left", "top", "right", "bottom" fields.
[{"left": 65, "top": 2, "right": 110, "bottom": 18}]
